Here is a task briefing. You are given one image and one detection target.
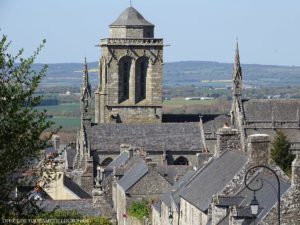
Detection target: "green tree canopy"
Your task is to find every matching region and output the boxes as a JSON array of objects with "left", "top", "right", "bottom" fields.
[
  {"left": 0, "top": 34, "right": 54, "bottom": 215},
  {"left": 127, "top": 199, "right": 150, "bottom": 221},
  {"left": 271, "top": 130, "right": 295, "bottom": 175}
]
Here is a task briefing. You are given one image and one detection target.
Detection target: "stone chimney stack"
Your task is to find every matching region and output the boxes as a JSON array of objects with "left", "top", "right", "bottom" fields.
[
  {"left": 292, "top": 153, "right": 300, "bottom": 186},
  {"left": 147, "top": 162, "right": 157, "bottom": 174},
  {"left": 247, "top": 134, "right": 271, "bottom": 166},
  {"left": 52, "top": 134, "right": 61, "bottom": 154},
  {"left": 216, "top": 127, "right": 240, "bottom": 156}
]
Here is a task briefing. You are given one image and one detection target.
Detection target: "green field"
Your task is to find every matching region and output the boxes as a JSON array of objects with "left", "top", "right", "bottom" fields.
[
  {"left": 49, "top": 116, "right": 80, "bottom": 130},
  {"left": 163, "top": 99, "right": 216, "bottom": 106},
  {"left": 36, "top": 103, "right": 80, "bottom": 114}
]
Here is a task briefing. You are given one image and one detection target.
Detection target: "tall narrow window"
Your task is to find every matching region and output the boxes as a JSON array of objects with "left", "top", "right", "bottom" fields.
[
  {"left": 118, "top": 56, "right": 131, "bottom": 102},
  {"left": 135, "top": 57, "right": 148, "bottom": 102},
  {"left": 140, "top": 61, "right": 146, "bottom": 99},
  {"left": 123, "top": 62, "right": 129, "bottom": 99}
]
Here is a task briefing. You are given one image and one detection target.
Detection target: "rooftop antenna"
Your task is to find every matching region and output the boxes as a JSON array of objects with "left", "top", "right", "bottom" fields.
[{"left": 130, "top": 0, "right": 132, "bottom": 7}]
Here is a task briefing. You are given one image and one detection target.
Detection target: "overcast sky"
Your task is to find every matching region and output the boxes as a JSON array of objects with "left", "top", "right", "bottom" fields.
[{"left": 0, "top": 0, "right": 299, "bottom": 66}]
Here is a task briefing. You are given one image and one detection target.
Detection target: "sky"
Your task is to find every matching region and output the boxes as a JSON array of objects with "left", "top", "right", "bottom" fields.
[{"left": 0, "top": 0, "right": 299, "bottom": 66}]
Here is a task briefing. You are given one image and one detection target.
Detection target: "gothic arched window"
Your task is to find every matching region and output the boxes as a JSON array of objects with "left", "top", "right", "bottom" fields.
[
  {"left": 101, "top": 157, "right": 113, "bottom": 167},
  {"left": 135, "top": 57, "right": 148, "bottom": 102},
  {"left": 119, "top": 56, "right": 132, "bottom": 102},
  {"left": 174, "top": 156, "right": 189, "bottom": 165}
]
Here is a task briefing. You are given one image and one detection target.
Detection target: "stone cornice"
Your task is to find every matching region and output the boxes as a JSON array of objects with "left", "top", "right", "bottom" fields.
[{"left": 100, "top": 38, "right": 163, "bottom": 47}]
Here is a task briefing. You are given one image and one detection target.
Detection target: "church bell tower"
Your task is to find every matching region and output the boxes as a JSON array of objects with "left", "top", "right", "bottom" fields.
[{"left": 95, "top": 7, "right": 164, "bottom": 124}]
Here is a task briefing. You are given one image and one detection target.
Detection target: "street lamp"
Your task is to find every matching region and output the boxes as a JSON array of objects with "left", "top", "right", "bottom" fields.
[
  {"left": 244, "top": 165, "right": 281, "bottom": 225},
  {"left": 250, "top": 195, "right": 259, "bottom": 216}
]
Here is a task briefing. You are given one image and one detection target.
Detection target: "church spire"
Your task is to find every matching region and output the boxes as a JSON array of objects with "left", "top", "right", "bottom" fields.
[
  {"left": 81, "top": 57, "right": 91, "bottom": 99},
  {"left": 232, "top": 41, "right": 242, "bottom": 96},
  {"left": 80, "top": 57, "right": 92, "bottom": 120}
]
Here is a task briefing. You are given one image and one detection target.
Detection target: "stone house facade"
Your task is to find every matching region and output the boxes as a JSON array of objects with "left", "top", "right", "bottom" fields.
[{"left": 114, "top": 161, "right": 172, "bottom": 224}]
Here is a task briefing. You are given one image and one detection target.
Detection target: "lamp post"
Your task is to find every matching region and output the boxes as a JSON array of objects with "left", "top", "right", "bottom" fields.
[{"left": 244, "top": 165, "right": 281, "bottom": 225}]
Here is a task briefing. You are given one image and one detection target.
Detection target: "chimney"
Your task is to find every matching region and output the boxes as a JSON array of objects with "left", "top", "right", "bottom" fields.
[
  {"left": 247, "top": 134, "right": 271, "bottom": 166},
  {"left": 292, "top": 152, "right": 300, "bottom": 186},
  {"left": 52, "top": 134, "right": 61, "bottom": 154},
  {"left": 216, "top": 127, "right": 240, "bottom": 155},
  {"left": 120, "top": 144, "right": 131, "bottom": 153},
  {"left": 128, "top": 149, "right": 134, "bottom": 158},
  {"left": 147, "top": 162, "right": 157, "bottom": 174}
]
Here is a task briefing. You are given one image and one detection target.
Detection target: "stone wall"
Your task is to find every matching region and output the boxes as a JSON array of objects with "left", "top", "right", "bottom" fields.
[
  {"left": 152, "top": 205, "right": 161, "bottom": 225},
  {"left": 292, "top": 153, "right": 300, "bottom": 186},
  {"left": 180, "top": 198, "right": 207, "bottom": 225},
  {"left": 211, "top": 198, "right": 227, "bottom": 225},
  {"left": 159, "top": 201, "right": 179, "bottom": 225},
  {"left": 115, "top": 184, "right": 127, "bottom": 224},
  {"left": 43, "top": 171, "right": 80, "bottom": 200},
  {"left": 107, "top": 106, "right": 162, "bottom": 124}
]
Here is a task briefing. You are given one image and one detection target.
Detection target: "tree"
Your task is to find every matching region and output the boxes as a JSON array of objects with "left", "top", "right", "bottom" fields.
[
  {"left": 271, "top": 130, "right": 295, "bottom": 175},
  {"left": 0, "top": 34, "right": 54, "bottom": 216}
]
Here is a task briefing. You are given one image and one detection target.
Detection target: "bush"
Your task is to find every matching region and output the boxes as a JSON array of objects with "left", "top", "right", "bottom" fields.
[{"left": 127, "top": 199, "right": 150, "bottom": 220}]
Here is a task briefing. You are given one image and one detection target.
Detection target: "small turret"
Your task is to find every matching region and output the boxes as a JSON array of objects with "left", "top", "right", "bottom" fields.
[{"left": 80, "top": 57, "right": 92, "bottom": 120}]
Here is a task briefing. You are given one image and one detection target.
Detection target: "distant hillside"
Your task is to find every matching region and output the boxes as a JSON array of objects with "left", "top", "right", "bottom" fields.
[{"left": 32, "top": 61, "right": 300, "bottom": 88}]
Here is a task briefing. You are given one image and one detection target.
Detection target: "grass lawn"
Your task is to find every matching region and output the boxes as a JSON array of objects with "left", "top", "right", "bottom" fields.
[{"left": 36, "top": 103, "right": 80, "bottom": 114}]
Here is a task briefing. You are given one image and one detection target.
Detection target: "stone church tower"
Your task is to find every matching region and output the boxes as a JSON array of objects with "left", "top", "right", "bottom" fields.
[{"left": 95, "top": 7, "right": 164, "bottom": 124}]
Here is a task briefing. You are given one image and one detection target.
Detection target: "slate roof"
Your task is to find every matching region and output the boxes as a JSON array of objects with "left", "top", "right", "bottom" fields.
[
  {"left": 215, "top": 196, "right": 245, "bottom": 207},
  {"left": 202, "top": 114, "right": 231, "bottom": 132},
  {"left": 63, "top": 175, "right": 91, "bottom": 199},
  {"left": 242, "top": 99, "right": 300, "bottom": 121},
  {"left": 160, "top": 170, "right": 196, "bottom": 209},
  {"left": 87, "top": 123, "right": 203, "bottom": 153},
  {"left": 157, "top": 165, "right": 193, "bottom": 185},
  {"left": 116, "top": 158, "right": 148, "bottom": 192},
  {"left": 179, "top": 150, "right": 248, "bottom": 212},
  {"left": 234, "top": 206, "right": 262, "bottom": 218},
  {"left": 110, "top": 7, "right": 154, "bottom": 27},
  {"left": 40, "top": 199, "right": 100, "bottom": 216},
  {"left": 106, "top": 151, "right": 129, "bottom": 170}
]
